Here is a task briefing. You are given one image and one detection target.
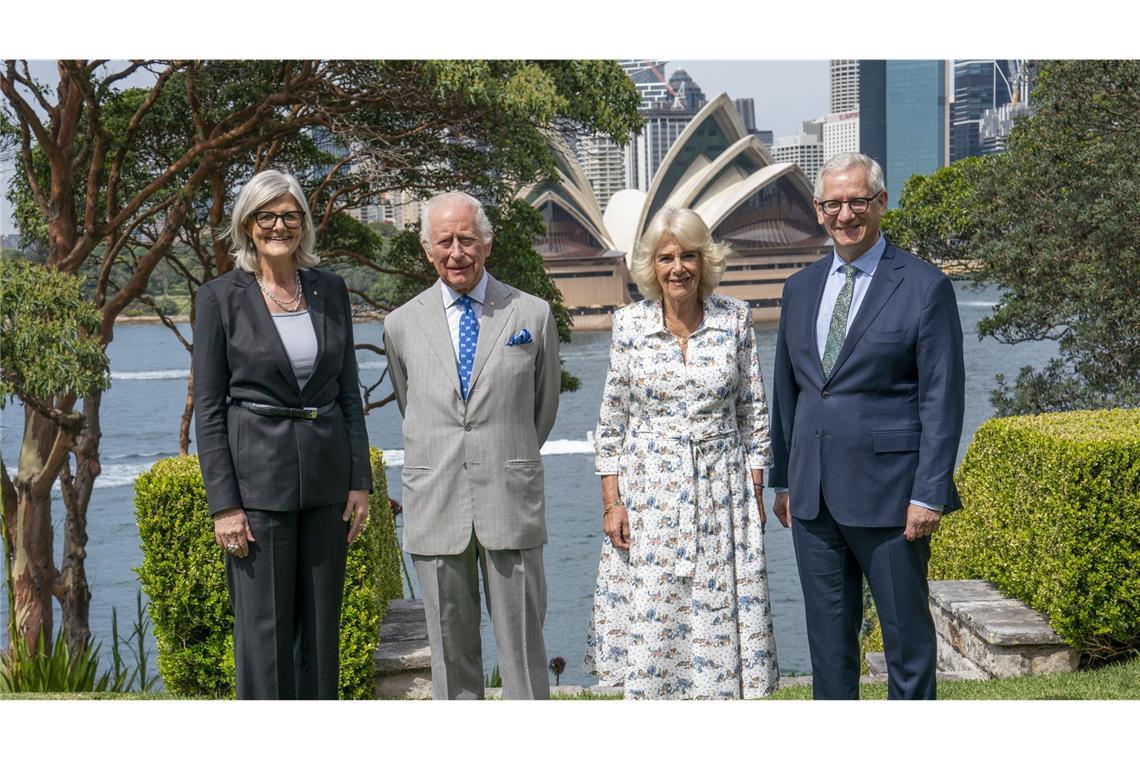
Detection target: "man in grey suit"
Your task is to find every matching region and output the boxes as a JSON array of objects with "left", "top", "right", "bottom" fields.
[{"left": 383, "top": 191, "right": 561, "bottom": 699}]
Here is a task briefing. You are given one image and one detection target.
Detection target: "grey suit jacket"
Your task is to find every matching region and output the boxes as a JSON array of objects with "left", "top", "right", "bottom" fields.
[
  {"left": 193, "top": 267, "right": 373, "bottom": 515},
  {"left": 384, "top": 274, "right": 561, "bottom": 555}
]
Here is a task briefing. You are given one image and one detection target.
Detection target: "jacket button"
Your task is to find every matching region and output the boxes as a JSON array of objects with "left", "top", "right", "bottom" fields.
[
  {"left": 816, "top": 431, "right": 821, "bottom": 439},
  {"left": 464, "top": 424, "right": 472, "bottom": 432},
  {"left": 463, "top": 462, "right": 468, "bottom": 470},
  {"left": 822, "top": 390, "right": 830, "bottom": 399}
]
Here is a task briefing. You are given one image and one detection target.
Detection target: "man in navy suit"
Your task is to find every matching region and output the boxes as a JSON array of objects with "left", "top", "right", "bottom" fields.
[{"left": 770, "top": 152, "right": 965, "bottom": 699}]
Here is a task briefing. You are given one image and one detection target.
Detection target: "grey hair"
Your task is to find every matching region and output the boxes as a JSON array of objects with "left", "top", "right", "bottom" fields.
[
  {"left": 630, "top": 206, "right": 729, "bottom": 302},
  {"left": 419, "top": 191, "right": 494, "bottom": 247},
  {"left": 228, "top": 170, "right": 319, "bottom": 272},
  {"left": 814, "top": 152, "right": 886, "bottom": 200}
]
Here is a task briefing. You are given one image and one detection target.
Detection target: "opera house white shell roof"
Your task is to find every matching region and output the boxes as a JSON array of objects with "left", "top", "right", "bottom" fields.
[{"left": 523, "top": 93, "right": 826, "bottom": 266}]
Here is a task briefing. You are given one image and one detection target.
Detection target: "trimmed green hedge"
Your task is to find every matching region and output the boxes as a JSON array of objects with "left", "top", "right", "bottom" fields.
[
  {"left": 931, "top": 409, "right": 1140, "bottom": 661},
  {"left": 134, "top": 448, "right": 403, "bottom": 698}
]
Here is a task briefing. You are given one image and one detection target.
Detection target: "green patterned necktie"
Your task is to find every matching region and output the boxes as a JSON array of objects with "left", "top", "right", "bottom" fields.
[{"left": 822, "top": 264, "right": 857, "bottom": 378}]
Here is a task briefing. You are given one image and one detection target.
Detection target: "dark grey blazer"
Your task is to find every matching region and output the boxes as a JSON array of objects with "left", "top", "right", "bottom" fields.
[{"left": 193, "top": 267, "right": 372, "bottom": 516}]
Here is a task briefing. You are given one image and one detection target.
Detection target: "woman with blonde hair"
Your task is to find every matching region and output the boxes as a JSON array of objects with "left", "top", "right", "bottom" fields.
[{"left": 585, "top": 206, "right": 779, "bottom": 699}]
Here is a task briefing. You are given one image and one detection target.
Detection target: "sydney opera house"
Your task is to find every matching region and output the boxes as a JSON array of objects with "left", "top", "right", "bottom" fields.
[{"left": 521, "top": 94, "right": 831, "bottom": 329}]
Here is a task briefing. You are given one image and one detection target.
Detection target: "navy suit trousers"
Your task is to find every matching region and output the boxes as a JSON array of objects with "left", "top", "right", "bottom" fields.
[{"left": 792, "top": 493, "right": 937, "bottom": 699}]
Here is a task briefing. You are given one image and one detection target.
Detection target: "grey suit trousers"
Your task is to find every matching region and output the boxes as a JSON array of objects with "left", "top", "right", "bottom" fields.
[
  {"left": 412, "top": 530, "right": 550, "bottom": 700},
  {"left": 226, "top": 504, "right": 348, "bottom": 699}
]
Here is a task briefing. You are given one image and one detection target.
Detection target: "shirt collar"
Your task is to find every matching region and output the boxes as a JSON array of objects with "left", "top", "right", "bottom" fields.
[
  {"left": 830, "top": 233, "right": 887, "bottom": 278},
  {"left": 638, "top": 294, "right": 735, "bottom": 337},
  {"left": 440, "top": 270, "right": 489, "bottom": 308}
]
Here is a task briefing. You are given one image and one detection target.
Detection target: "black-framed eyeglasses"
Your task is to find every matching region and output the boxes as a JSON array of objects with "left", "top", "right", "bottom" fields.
[
  {"left": 817, "top": 195, "right": 881, "bottom": 216},
  {"left": 251, "top": 211, "right": 304, "bottom": 229}
]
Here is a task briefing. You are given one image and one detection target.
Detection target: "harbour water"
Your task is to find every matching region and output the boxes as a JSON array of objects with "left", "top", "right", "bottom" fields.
[{"left": 0, "top": 281, "right": 1056, "bottom": 688}]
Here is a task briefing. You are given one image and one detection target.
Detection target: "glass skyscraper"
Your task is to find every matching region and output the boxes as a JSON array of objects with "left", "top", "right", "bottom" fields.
[
  {"left": 858, "top": 60, "right": 887, "bottom": 177},
  {"left": 859, "top": 60, "right": 948, "bottom": 208},
  {"left": 951, "top": 60, "right": 1014, "bottom": 162}
]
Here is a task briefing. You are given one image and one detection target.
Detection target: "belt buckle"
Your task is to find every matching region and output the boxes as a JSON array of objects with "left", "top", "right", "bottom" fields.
[{"left": 302, "top": 406, "right": 318, "bottom": 420}]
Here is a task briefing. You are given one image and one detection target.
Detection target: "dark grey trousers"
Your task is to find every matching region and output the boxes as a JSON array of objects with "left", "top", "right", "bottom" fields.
[
  {"left": 225, "top": 504, "right": 348, "bottom": 699},
  {"left": 412, "top": 530, "right": 549, "bottom": 700}
]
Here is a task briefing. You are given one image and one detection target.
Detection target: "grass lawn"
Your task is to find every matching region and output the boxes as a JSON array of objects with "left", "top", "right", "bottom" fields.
[
  {"left": 5, "top": 657, "right": 1135, "bottom": 699},
  {"left": 767, "top": 656, "right": 1140, "bottom": 700}
]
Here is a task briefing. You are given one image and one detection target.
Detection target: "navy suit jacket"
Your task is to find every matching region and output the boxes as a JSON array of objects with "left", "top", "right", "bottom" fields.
[
  {"left": 192, "top": 267, "right": 372, "bottom": 516},
  {"left": 769, "top": 242, "right": 965, "bottom": 528}
]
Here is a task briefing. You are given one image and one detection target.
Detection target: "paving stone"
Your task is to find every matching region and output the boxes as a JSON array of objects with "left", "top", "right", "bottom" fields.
[
  {"left": 376, "top": 669, "right": 433, "bottom": 700},
  {"left": 376, "top": 636, "right": 432, "bottom": 672}
]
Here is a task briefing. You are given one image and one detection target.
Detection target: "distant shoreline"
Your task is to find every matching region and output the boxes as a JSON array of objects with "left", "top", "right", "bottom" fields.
[{"left": 114, "top": 312, "right": 385, "bottom": 326}]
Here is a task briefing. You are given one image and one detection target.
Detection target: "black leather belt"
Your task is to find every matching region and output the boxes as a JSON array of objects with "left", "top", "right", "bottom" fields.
[{"left": 230, "top": 399, "right": 337, "bottom": 420}]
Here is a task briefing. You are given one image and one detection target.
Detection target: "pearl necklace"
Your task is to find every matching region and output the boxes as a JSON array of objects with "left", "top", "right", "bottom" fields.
[{"left": 256, "top": 270, "right": 305, "bottom": 313}]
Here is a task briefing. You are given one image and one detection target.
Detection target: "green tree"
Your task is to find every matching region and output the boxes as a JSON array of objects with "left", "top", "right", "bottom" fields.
[
  {"left": 881, "top": 155, "right": 990, "bottom": 271},
  {"left": 2, "top": 59, "right": 640, "bottom": 651},
  {"left": 0, "top": 257, "right": 110, "bottom": 651},
  {"left": 884, "top": 60, "right": 1140, "bottom": 414}
]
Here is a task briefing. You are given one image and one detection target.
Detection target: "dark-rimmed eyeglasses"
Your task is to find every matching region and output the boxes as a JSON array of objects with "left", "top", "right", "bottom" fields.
[
  {"left": 251, "top": 211, "right": 304, "bottom": 229},
  {"left": 817, "top": 196, "right": 881, "bottom": 216}
]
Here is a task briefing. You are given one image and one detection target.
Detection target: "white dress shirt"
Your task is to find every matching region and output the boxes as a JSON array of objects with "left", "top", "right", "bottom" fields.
[{"left": 439, "top": 271, "right": 489, "bottom": 361}]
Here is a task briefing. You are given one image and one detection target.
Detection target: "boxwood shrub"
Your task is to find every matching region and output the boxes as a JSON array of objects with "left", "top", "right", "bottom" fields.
[
  {"left": 930, "top": 409, "right": 1140, "bottom": 662},
  {"left": 135, "top": 448, "right": 403, "bottom": 698}
]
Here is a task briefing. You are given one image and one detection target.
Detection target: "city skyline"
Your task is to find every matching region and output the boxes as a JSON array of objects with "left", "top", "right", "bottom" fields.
[{"left": 0, "top": 60, "right": 832, "bottom": 234}]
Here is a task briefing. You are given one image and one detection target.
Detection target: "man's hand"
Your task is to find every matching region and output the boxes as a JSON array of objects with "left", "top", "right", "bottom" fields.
[
  {"left": 773, "top": 492, "right": 791, "bottom": 528},
  {"left": 904, "top": 502, "right": 941, "bottom": 541}
]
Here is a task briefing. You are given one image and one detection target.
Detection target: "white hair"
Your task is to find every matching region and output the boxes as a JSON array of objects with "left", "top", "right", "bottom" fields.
[
  {"left": 227, "top": 170, "right": 319, "bottom": 272},
  {"left": 814, "top": 152, "right": 886, "bottom": 200},
  {"left": 419, "top": 191, "right": 493, "bottom": 246}
]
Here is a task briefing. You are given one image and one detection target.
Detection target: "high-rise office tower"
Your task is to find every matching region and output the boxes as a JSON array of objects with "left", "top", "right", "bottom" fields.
[
  {"left": 858, "top": 60, "right": 949, "bottom": 207},
  {"left": 979, "top": 60, "right": 1035, "bottom": 154},
  {"left": 618, "top": 60, "right": 674, "bottom": 109},
  {"left": 622, "top": 65, "right": 709, "bottom": 191},
  {"left": 668, "top": 69, "right": 706, "bottom": 110},
  {"left": 771, "top": 119, "right": 825, "bottom": 185},
  {"left": 951, "top": 60, "right": 1014, "bottom": 162},
  {"left": 859, "top": 60, "right": 888, "bottom": 172},
  {"left": 830, "top": 60, "right": 860, "bottom": 113},
  {"left": 575, "top": 132, "right": 626, "bottom": 210},
  {"left": 735, "top": 97, "right": 757, "bottom": 134},
  {"left": 823, "top": 110, "right": 860, "bottom": 163}
]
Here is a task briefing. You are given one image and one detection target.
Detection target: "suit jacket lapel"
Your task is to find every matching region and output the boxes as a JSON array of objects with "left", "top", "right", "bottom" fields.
[
  {"left": 804, "top": 256, "right": 832, "bottom": 385},
  {"left": 415, "top": 282, "right": 464, "bottom": 401},
  {"left": 468, "top": 274, "right": 515, "bottom": 394},
  {"left": 299, "top": 268, "right": 327, "bottom": 399},
  {"left": 236, "top": 269, "right": 301, "bottom": 400},
  {"left": 827, "top": 244, "right": 905, "bottom": 381}
]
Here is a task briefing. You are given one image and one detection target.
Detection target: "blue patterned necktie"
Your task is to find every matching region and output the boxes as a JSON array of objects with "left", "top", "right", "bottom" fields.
[
  {"left": 456, "top": 294, "right": 479, "bottom": 400},
  {"left": 821, "top": 264, "right": 857, "bottom": 378}
]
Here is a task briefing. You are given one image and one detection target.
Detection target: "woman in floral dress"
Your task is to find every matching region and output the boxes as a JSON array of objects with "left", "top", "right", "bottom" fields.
[{"left": 585, "top": 206, "right": 779, "bottom": 699}]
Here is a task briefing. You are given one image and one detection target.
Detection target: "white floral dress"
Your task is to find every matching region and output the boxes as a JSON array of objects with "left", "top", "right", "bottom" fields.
[{"left": 584, "top": 294, "right": 779, "bottom": 699}]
